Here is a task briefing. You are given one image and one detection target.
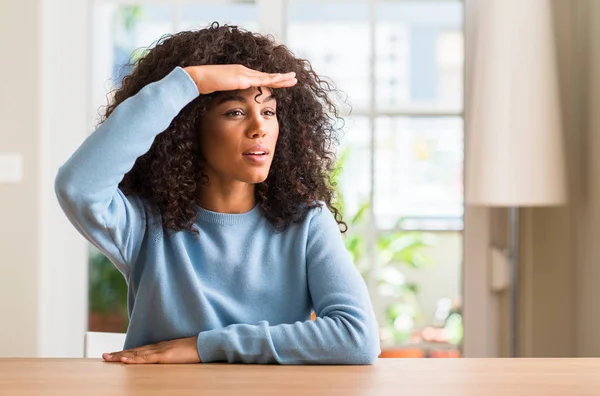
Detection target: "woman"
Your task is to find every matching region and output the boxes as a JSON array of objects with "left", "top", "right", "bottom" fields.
[{"left": 55, "top": 23, "right": 380, "bottom": 364}]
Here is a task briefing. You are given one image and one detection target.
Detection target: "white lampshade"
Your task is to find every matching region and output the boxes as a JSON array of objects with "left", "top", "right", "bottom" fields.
[{"left": 466, "top": 0, "right": 566, "bottom": 207}]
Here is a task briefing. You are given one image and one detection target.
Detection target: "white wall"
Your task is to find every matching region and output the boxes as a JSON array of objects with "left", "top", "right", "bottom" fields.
[
  {"left": 0, "top": 0, "right": 42, "bottom": 357},
  {"left": 462, "top": 0, "right": 600, "bottom": 359},
  {"left": 0, "top": 0, "right": 89, "bottom": 357},
  {"left": 575, "top": 0, "right": 600, "bottom": 357},
  {"left": 519, "top": 0, "right": 600, "bottom": 357},
  {"left": 517, "top": 0, "right": 577, "bottom": 358},
  {"left": 462, "top": 0, "right": 499, "bottom": 358},
  {"left": 39, "top": 0, "right": 89, "bottom": 357}
]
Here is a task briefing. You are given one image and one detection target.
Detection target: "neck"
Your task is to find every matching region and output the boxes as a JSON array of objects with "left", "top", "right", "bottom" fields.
[{"left": 197, "top": 179, "right": 256, "bottom": 214}]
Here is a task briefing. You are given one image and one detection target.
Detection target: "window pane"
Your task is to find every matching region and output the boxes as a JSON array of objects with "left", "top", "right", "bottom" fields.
[
  {"left": 287, "top": 1, "right": 371, "bottom": 111},
  {"left": 337, "top": 117, "right": 371, "bottom": 218},
  {"left": 112, "top": 5, "right": 174, "bottom": 84},
  {"left": 374, "top": 117, "right": 464, "bottom": 229},
  {"left": 179, "top": 3, "right": 258, "bottom": 32},
  {"left": 91, "top": 4, "right": 174, "bottom": 127},
  {"left": 375, "top": 1, "right": 464, "bottom": 111}
]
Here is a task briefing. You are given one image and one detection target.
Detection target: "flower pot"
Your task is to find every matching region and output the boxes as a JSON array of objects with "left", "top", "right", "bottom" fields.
[
  {"left": 379, "top": 347, "right": 425, "bottom": 358},
  {"left": 89, "top": 311, "right": 128, "bottom": 333}
]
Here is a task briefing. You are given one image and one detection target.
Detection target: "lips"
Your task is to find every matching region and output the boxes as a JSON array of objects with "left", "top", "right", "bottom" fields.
[
  {"left": 242, "top": 145, "right": 269, "bottom": 156},
  {"left": 242, "top": 144, "right": 270, "bottom": 164}
]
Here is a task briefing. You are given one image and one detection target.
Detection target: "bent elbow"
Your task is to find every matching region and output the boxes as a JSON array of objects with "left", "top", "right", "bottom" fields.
[
  {"left": 353, "top": 331, "right": 381, "bottom": 365},
  {"left": 54, "top": 166, "right": 75, "bottom": 202},
  {"left": 339, "top": 318, "right": 381, "bottom": 365}
]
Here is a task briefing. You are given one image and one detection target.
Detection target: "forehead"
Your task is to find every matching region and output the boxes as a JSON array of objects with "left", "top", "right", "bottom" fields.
[{"left": 214, "top": 87, "right": 276, "bottom": 103}]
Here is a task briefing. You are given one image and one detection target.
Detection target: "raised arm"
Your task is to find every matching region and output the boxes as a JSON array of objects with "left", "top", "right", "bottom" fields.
[
  {"left": 56, "top": 65, "right": 296, "bottom": 276},
  {"left": 55, "top": 67, "right": 199, "bottom": 275}
]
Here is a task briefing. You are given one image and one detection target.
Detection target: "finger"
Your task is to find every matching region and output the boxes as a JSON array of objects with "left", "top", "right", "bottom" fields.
[
  {"left": 257, "top": 74, "right": 287, "bottom": 84},
  {"left": 265, "top": 72, "right": 296, "bottom": 81},
  {"left": 103, "top": 346, "right": 155, "bottom": 362},
  {"left": 267, "top": 78, "right": 298, "bottom": 88},
  {"left": 248, "top": 72, "right": 295, "bottom": 85},
  {"left": 271, "top": 73, "right": 297, "bottom": 84},
  {"left": 247, "top": 70, "right": 295, "bottom": 79},
  {"left": 272, "top": 77, "right": 297, "bottom": 85},
  {"left": 121, "top": 351, "right": 160, "bottom": 364},
  {"left": 247, "top": 77, "right": 291, "bottom": 89},
  {"left": 250, "top": 72, "right": 284, "bottom": 80},
  {"left": 102, "top": 352, "right": 119, "bottom": 362},
  {"left": 245, "top": 76, "right": 270, "bottom": 88},
  {"left": 102, "top": 350, "right": 132, "bottom": 362}
]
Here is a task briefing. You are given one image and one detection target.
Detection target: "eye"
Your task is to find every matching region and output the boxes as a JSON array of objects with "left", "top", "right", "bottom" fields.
[
  {"left": 263, "top": 110, "right": 276, "bottom": 116},
  {"left": 225, "top": 110, "right": 244, "bottom": 117}
]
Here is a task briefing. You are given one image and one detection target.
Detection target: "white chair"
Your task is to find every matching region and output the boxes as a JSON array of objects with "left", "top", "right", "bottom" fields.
[{"left": 84, "top": 331, "right": 127, "bottom": 358}]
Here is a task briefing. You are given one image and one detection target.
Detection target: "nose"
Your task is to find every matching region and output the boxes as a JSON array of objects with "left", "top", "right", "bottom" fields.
[{"left": 246, "top": 113, "right": 267, "bottom": 139}]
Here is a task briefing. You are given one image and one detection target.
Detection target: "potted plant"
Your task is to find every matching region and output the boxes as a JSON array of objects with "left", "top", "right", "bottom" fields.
[{"left": 89, "top": 247, "right": 129, "bottom": 333}]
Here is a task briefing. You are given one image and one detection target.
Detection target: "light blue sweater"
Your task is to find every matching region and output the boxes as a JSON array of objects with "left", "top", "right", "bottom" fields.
[{"left": 55, "top": 67, "right": 380, "bottom": 364}]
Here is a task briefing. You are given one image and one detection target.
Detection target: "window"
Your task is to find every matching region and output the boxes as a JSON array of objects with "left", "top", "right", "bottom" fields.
[
  {"left": 287, "top": 0, "right": 464, "bottom": 355},
  {"left": 374, "top": 116, "right": 463, "bottom": 230},
  {"left": 90, "top": 0, "right": 465, "bottom": 357},
  {"left": 90, "top": 2, "right": 259, "bottom": 126}
]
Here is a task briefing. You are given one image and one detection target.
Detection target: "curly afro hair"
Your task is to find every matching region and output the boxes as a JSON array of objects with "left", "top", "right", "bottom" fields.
[{"left": 101, "top": 22, "right": 347, "bottom": 236}]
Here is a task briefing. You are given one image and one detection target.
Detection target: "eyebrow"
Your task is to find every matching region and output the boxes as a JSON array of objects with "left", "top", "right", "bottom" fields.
[{"left": 216, "top": 94, "right": 276, "bottom": 106}]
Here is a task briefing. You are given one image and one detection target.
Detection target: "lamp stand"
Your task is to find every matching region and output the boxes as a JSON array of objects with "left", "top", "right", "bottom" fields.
[{"left": 508, "top": 207, "right": 520, "bottom": 357}]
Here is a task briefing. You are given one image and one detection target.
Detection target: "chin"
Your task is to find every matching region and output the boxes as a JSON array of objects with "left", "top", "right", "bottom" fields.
[
  {"left": 248, "top": 175, "right": 269, "bottom": 184},
  {"left": 240, "top": 171, "right": 270, "bottom": 184}
]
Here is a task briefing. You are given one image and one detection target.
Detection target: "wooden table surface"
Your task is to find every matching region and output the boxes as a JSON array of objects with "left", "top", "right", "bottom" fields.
[{"left": 1, "top": 358, "right": 599, "bottom": 396}]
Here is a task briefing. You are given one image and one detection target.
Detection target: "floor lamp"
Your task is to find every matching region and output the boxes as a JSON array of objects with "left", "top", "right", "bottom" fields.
[{"left": 465, "top": 0, "right": 566, "bottom": 357}]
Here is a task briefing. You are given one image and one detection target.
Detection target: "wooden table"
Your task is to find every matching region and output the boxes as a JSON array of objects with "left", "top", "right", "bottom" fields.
[{"left": 1, "top": 358, "right": 599, "bottom": 395}]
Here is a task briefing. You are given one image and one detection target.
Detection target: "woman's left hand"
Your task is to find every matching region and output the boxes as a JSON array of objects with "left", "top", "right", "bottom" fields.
[{"left": 102, "top": 336, "right": 201, "bottom": 364}]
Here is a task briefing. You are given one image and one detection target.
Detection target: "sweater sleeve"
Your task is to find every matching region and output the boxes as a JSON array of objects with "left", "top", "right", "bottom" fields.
[
  {"left": 54, "top": 67, "right": 199, "bottom": 276},
  {"left": 196, "top": 205, "right": 381, "bottom": 364}
]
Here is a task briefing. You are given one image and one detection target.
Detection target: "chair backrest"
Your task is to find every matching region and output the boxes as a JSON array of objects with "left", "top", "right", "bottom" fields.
[{"left": 84, "top": 331, "right": 127, "bottom": 358}]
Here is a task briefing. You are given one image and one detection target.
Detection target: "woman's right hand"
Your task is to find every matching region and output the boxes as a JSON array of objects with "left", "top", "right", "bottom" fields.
[{"left": 183, "top": 65, "right": 297, "bottom": 95}]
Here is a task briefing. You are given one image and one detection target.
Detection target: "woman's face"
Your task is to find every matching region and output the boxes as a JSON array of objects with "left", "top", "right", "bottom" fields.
[{"left": 199, "top": 87, "right": 279, "bottom": 185}]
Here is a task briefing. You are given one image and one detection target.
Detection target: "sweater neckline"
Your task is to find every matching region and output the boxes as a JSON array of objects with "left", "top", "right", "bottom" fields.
[{"left": 195, "top": 203, "right": 262, "bottom": 226}]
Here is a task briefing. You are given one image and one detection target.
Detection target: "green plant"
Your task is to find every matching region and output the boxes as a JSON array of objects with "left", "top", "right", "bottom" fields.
[
  {"left": 89, "top": 247, "right": 128, "bottom": 319},
  {"left": 376, "top": 229, "right": 434, "bottom": 345},
  {"left": 332, "top": 147, "right": 434, "bottom": 345},
  {"left": 118, "top": 5, "right": 143, "bottom": 33}
]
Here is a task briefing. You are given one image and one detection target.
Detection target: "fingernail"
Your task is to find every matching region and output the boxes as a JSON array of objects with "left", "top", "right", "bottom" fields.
[{"left": 121, "top": 357, "right": 128, "bottom": 361}]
